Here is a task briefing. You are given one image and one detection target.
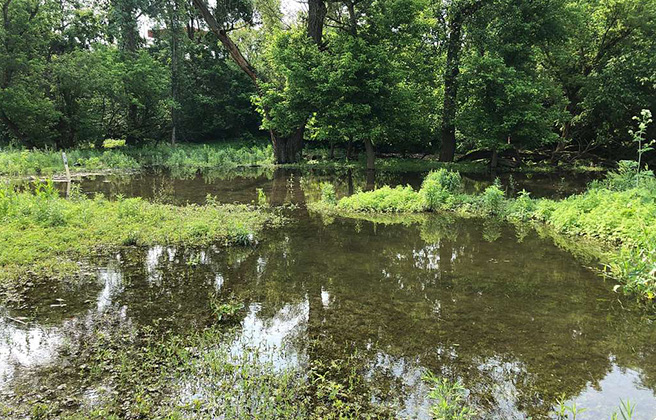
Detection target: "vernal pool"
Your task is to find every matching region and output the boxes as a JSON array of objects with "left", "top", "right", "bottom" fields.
[{"left": 1, "top": 168, "right": 654, "bottom": 419}]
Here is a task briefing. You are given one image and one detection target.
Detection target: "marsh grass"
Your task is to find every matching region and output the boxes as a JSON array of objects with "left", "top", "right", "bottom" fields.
[
  {"left": 0, "top": 181, "right": 280, "bottom": 303},
  {"left": 0, "top": 141, "right": 274, "bottom": 177}
]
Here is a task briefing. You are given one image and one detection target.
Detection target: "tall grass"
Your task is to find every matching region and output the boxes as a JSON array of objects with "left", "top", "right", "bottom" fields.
[{"left": 0, "top": 141, "right": 274, "bottom": 177}]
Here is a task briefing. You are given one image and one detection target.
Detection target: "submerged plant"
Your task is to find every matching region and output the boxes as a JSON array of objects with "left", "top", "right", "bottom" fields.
[{"left": 209, "top": 294, "right": 245, "bottom": 322}]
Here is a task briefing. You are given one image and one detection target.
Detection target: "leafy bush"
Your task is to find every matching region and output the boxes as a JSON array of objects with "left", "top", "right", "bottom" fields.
[
  {"left": 320, "top": 182, "right": 337, "bottom": 205},
  {"left": 507, "top": 190, "right": 535, "bottom": 221},
  {"left": 480, "top": 183, "right": 506, "bottom": 215},
  {"left": 421, "top": 169, "right": 462, "bottom": 211},
  {"left": 337, "top": 185, "right": 425, "bottom": 213}
]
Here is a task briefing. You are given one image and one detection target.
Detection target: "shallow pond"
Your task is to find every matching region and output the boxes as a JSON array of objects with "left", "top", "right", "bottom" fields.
[{"left": 1, "top": 168, "right": 654, "bottom": 419}]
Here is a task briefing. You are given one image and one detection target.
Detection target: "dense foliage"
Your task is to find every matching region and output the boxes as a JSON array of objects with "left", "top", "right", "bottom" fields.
[{"left": 1, "top": 0, "right": 654, "bottom": 166}]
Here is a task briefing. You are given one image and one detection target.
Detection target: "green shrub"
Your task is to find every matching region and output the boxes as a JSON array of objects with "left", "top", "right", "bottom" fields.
[
  {"left": 320, "top": 182, "right": 337, "bottom": 205},
  {"left": 480, "top": 183, "right": 506, "bottom": 215},
  {"left": 337, "top": 185, "right": 424, "bottom": 213},
  {"left": 423, "top": 169, "right": 462, "bottom": 192},
  {"left": 420, "top": 169, "right": 462, "bottom": 211},
  {"left": 507, "top": 190, "right": 535, "bottom": 221}
]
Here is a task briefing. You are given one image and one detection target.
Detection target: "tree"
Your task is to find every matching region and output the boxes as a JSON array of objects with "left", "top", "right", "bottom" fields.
[
  {"left": 438, "top": 0, "right": 485, "bottom": 162},
  {"left": 540, "top": 0, "right": 656, "bottom": 161},
  {"left": 190, "top": 0, "right": 327, "bottom": 163}
]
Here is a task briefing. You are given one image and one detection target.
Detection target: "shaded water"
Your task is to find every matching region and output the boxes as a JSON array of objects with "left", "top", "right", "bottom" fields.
[
  {"left": 51, "top": 166, "right": 601, "bottom": 204},
  {"left": 1, "top": 168, "right": 655, "bottom": 419}
]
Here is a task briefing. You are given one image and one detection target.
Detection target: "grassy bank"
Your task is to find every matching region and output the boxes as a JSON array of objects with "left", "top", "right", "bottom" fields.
[
  {"left": 0, "top": 181, "right": 281, "bottom": 303},
  {"left": 310, "top": 164, "right": 656, "bottom": 301},
  {"left": 0, "top": 141, "right": 274, "bottom": 177}
]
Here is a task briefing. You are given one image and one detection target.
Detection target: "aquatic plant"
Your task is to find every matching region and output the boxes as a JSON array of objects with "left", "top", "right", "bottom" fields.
[
  {"left": 209, "top": 294, "right": 245, "bottom": 322},
  {"left": 423, "top": 371, "right": 473, "bottom": 420},
  {"left": 336, "top": 185, "right": 425, "bottom": 213},
  {"left": 256, "top": 187, "right": 269, "bottom": 207},
  {"left": 0, "top": 182, "right": 280, "bottom": 303}
]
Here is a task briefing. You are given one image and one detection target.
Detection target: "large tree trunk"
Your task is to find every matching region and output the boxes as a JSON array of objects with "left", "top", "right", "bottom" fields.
[
  {"left": 439, "top": 11, "right": 463, "bottom": 162},
  {"left": 308, "top": 0, "right": 327, "bottom": 45},
  {"left": 169, "top": 0, "right": 181, "bottom": 146},
  {"left": 271, "top": 126, "right": 304, "bottom": 164},
  {"left": 114, "top": 0, "right": 141, "bottom": 145},
  {"left": 439, "top": 1, "right": 485, "bottom": 162}
]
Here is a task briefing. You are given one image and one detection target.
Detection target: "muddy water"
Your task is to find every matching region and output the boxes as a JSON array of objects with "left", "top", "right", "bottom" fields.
[{"left": 2, "top": 168, "right": 655, "bottom": 419}]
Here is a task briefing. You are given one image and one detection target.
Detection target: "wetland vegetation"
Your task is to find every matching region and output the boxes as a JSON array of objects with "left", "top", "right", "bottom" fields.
[{"left": 2, "top": 0, "right": 656, "bottom": 418}]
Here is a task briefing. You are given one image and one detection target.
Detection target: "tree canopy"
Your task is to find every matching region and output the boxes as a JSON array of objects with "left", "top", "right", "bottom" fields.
[{"left": 0, "top": 0, "right": 654, "bottom": 166}]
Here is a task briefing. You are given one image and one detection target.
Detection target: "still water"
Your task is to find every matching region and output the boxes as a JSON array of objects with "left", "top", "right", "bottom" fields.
[{"left": 1, "top": 168, "right": 654, "bottom": 419}]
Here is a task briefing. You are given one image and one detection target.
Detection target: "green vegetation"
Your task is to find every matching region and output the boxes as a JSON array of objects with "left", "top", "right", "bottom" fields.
[
  {"left": 311, "top": 165, "right": 656, "bottom": 300},
  {"left": 0, "top": 142, "right": 273, "bottom": 177},
  {"left": 2, "top": 0, "right": 654, "bottom": 167},
  {"left": 424, "top": 372, "right": 473, "bottom": 420},
  {"left": 0, "top": 180, "right": 280, "bottom": 303}
]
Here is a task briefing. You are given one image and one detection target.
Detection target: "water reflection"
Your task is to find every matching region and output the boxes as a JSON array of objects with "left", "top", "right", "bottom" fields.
[
  {"left": 48, "top": 166, "right": 602, "bottom": 206},
  {"left": 1, "top": 168, "right": 654, "bottom": 419}
]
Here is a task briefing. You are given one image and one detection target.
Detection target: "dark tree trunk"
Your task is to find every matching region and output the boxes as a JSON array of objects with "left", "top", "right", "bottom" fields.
[
  {"left": 439, "top": 11, "right": 463, "bottom": 162},
  {"left": 308, "top": 0, "right": 327, "bottom": 45},
  {"left": 347, "top": 169, "right": 354, "bottom": 195},
  {"left": 365, "top": 169, "right": 375, "bottom": 191},
  {"left": 169, "top": 0, "right": 181, "bottom": 146},
  {"left": 490, "top": 148, "right": 498, "bottom": 169},
  {"left": 364, "top": 138, "right": 375, "bottom": 170},
  {"left": 114, "top": 0, "right": 141, "bottom": 146},
  {"left": 271, "top": 126, "right": 304, "bottom": 164},
  {"left": 439, "top": 1, "right": 485, "bottom": 162},
  {"left": 346, "top": 142, "right": 353, "bottom": 160}
]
